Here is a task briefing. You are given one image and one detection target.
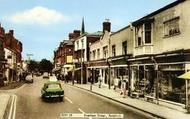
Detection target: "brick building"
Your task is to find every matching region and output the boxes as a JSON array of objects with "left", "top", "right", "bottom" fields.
[
  {"left": 4, "top": 30, "right": 23, "bottom": 82},
  {"left": 0, "top": 24, "right": 5, "bottom": 85},
  {"left": 53, "top": 30, "right": 80, "bottom": 77}
]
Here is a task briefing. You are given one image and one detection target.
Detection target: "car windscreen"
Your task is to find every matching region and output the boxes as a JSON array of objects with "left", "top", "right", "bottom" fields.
[{"left": 47, "top": 84, "right": 61, "bottom": 89}]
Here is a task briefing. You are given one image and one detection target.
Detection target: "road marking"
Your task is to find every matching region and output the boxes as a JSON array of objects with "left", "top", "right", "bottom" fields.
[
  {"left": 78, "top": 108, "right": 85, "bottom": 114},
  {"left": 8, "top": 94, "right": 17, "bottom": 119},
  {"left": 12, "top": 95, "right": 17, "bottom": 119},
  {"left": 65, "top": 97, "right": 73, "bottom": 104},
  {"left": 8, "top": 95, "right": 14, "bottom": 119}
]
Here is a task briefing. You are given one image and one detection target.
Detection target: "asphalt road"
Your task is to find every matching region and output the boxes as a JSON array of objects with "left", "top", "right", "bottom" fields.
[{"left": 12, "top": 76, "right": 154, "bottom": 119}]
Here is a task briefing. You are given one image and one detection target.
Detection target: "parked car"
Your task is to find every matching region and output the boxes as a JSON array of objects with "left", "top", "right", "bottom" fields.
[
  {"left": 25, "top": 75, "right": 34, "bottom": 83},
  {"left": 43, "top": 72, "right": 49, "bottom": 79},
  {"left": 41, "top": 81, "right": 64, "bottom": 101}
]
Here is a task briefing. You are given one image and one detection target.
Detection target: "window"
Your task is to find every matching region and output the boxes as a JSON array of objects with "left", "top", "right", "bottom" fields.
[
  {"left": 103, "top": 46, "right": 108, "bottom": 59},
  {"left": 76, "top": 41, "right": 79, "bottom": 49},
  {"left": 93, "top": 50, "right": 96, "bottom": 60},
  {"left": 90, "top": 51, "right": 92, "bottom": 60},
  {"left": 97, "top": 49, "right": 100, "bottom": 59},
  {"left": 81, "top": 39, "right": 84, "bottom": 48},
  {"left": 0, "top": 40, "right": 3, "bottom": 50},
  {"left": 164, "top": 16, "right": 180, "bottom": 37},
  {"left": 122, "top": 41, "right": 127, "bottom": 55},
  {"left": 112, "top": 45, "right": 116, "bottom": 57},
  {"left": 138, "top": 37, "right": 142, "bottom": 46},
  {"left": 145, "top": 23, "right": 151, "bottom": 44},
  {"left": 135, "top": 25, "right": 143, "bottom": 47}
]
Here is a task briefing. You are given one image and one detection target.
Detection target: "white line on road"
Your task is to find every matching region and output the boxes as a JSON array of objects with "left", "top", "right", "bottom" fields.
[
  {"left": 78, "top": 108, "right": 85, "bottom": 114},
  {"left": 8, "top": 95, "right": 14, "bottom": 119},
  {"left": 65, "top": 97, "right": 73, "bottom": 104},
  {"left": 8, "top": 94, "right": 17, "bottom": 119},
  {"left": 12, "top": 95, "right": 17, "bottom": 119}
]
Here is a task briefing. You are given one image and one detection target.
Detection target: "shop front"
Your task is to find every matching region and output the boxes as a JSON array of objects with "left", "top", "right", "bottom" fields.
[
  {"left": 88, "top": 60, "right": 109, "bottom": 86},
  {"left": 109, "top": 57, "right": 130, "bottom": 89},
  {"left": 158, "top": 64, "right": 185, "bottom": 104},
  {"left": 129, "top": 50, "right": 189, "bottom": 106}
]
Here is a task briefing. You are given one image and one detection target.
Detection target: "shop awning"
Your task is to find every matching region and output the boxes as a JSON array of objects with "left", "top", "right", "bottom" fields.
[{"left": 178, "top": 71, "right": 190, "bottom": 80}]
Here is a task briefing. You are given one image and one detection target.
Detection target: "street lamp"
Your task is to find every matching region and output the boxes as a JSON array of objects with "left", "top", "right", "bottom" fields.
[
  {"left": 81, "top": 39, "right": 84, "bottom": 84},
  {"left": 151, "top": 56, "right": 159, "bottom": 104}
]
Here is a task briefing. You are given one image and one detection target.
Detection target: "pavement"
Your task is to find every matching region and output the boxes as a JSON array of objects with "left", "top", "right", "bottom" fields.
[
  {"left": 0, "top": 93, "right": 10, "bottom": 119},
  {"left": 68, "top": 82, "right": 190, "bottom": 119}
]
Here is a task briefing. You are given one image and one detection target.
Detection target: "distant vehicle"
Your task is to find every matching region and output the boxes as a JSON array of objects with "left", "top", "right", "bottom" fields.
[
  {"left": 25, "top": 75, "right": 34, "bottom": 83},
  {"left": 43, "top": 72, "right": 49, "bottom": 79},
  {"left": 41, "top": 81, "right": 64, "bottom": 101}
]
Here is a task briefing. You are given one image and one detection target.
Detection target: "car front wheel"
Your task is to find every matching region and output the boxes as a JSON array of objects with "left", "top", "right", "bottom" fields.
[{"left": 59, "top": 97, "right": 63, "bottom": 102}]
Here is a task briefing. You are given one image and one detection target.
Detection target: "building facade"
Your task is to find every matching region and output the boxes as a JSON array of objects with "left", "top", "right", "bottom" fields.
[
  {"left": 4, "top": 30, "right": 22, "bottom": 82},
  {"left": 0, "top": 24, "right": 5, "bottom": 85},
  {"left": 129, "top": 0, "right": 190, "bottom": 106},
  {"left": 109, "top": 25, "right": 133, "bottom": 91},
  {"left": 88, "top": 20, "right": 111, "bottom": 86},
  {"left": 74, "top": 31, "right": 102, "bottom": 84}
]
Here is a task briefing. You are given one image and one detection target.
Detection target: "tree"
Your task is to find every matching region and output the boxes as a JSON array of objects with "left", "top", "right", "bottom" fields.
[
  {"left": 39, "top": 59, "right": 53, "bottom": 73},
  {"left": 27, "top": 60, "right": 39, "bottom": 72}
]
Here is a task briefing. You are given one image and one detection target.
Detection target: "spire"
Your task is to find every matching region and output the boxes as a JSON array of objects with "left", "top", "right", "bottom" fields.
[{"left": 81, "top": 17, "right": 85, "bottom": 35}]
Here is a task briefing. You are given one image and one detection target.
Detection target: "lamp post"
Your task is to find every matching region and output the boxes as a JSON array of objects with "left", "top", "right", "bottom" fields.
[
  {"left": 151, "top": 56, "right": 159, "bottom": 104},
  {"left": 107, "top": 58, "right": 111, "bottom": 89},
  {"left": 81, "top": 39, "right": 84, "bottom": 84}
]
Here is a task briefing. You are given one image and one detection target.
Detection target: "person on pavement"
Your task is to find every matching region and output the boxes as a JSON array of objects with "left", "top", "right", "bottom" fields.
[
  {"left": 120, "top": 79, "right": 127, "bottom": 98},
  {"left": 113, "top": 77, "right": 119, "bottom": 90},
  {"left": 98, "top": 75, "right": 102, "bottom": 88}
]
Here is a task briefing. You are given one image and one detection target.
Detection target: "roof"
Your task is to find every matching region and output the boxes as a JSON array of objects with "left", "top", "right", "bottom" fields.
[
  {"left": 111, "top": 25, "right": 130, "bottom": 36},
  {"left": 87, "top": 31, "right": 103, "bottom": 36},
  {"left": 45, "top": 81, "right": 60, "bottom": 85},
  {"left": 132, "top": 0, "right": 186, "bottom": 26}
]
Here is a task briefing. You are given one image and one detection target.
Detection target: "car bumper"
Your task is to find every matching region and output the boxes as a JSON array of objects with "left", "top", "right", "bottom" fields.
[{"left": 44, "top": 95, "right": 64, "bottom": 98}]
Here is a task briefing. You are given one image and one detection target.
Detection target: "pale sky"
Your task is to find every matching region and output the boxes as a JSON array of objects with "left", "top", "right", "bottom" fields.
[{"left": 0, "top": 0, "right": 175, "bottom": 61}]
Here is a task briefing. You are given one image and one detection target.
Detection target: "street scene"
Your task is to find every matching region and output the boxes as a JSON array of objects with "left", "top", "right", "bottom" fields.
[{"left": 1, "top": 0, "right": 190, "bottom": 119}]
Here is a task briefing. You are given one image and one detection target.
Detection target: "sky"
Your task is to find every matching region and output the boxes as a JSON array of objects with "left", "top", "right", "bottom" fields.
[{"left": 0, "top": 0, "right": 176, "bottom": 61}]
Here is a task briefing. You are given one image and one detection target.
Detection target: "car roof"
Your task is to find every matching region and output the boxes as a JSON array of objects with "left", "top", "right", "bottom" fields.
[{"left": 44, "top": 81, "right": 61, "bottom": 85}]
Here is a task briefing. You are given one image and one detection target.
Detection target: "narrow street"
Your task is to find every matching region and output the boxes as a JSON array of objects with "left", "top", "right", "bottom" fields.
[{"left": 5, "top": 76, "right": 154, "bottom": 119}]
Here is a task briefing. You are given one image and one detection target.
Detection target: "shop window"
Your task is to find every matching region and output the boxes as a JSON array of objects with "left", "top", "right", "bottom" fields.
[
  {"left": 159, "top": 71, "right": 185, "bottom": 104},
  {"left": 164, "top": 16, "right": 180, "bottom": 37},
  {"left": 139, "top": 66, "right": 144, "bottom": 81}
]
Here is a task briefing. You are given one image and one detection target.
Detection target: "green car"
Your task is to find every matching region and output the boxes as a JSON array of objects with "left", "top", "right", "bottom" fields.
[{"left": 41, "top": 81, "right": 64, "bottom": 101}]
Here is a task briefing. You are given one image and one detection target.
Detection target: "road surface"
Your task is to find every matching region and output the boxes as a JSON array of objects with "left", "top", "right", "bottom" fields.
[{"left": 6, "top": 76, "right": 155, "bottom": 119}]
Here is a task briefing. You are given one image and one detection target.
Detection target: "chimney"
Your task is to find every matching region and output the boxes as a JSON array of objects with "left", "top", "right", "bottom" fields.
[
  {"left": 69, "top": 30, "right": 81, "bottom": 40},
  {"left": 9, "top": 30, "right": 14, "bottom": 36},
  {"left": 103, "top": 19, "right": 111, "bottom": 32},
  {"left": 69, "top": 33, "right": 74, "bottom": 40},
  {"left": 74, "top": 30, "right": 80, "bottom": 36}
]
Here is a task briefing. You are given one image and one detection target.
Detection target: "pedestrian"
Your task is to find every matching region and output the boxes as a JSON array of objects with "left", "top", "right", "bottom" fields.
[
  {"left": 113, "top": 77, "right": 119, "bottom": 90},
  {"left": 120, "top": 79, "right": 127, "bottom": 98},
  {"left": 98, "top": 75, "right": 102, "bottom": 88},
  {"left": 65, "top": 74, "right": 69, "bottom": 83}
]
